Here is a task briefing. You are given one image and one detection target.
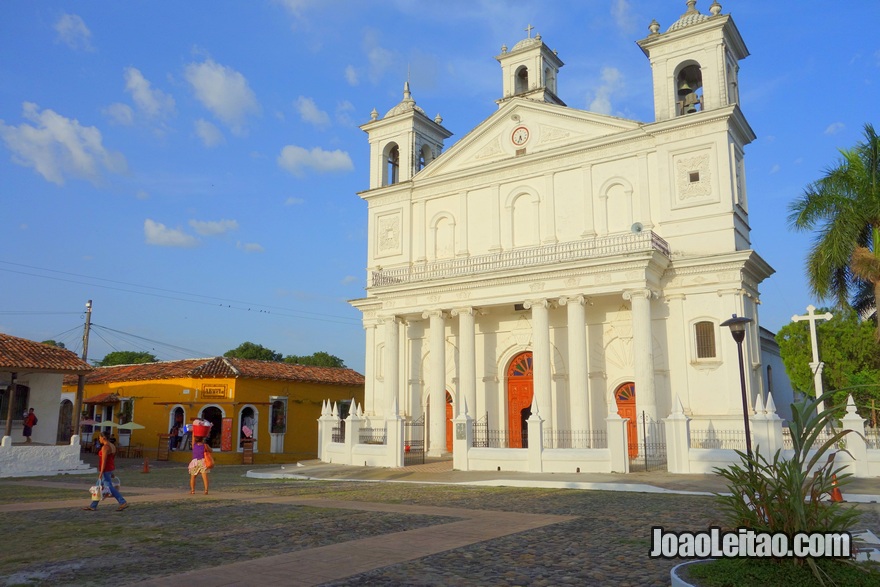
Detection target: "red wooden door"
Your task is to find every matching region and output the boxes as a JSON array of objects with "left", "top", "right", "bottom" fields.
[
  {"left": 445, "top": 392, "right": 453, "bottom": 453},
  {"left": 507, "top": 352, "right": 533, "bottom": 449},
  {"left": 615, "top": 382, "right": 638, "bottom": 458}
]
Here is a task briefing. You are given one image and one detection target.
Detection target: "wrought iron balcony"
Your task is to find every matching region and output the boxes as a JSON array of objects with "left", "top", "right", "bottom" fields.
[{"left": 371, "top": 230, "right": 670, "bottom": 288}]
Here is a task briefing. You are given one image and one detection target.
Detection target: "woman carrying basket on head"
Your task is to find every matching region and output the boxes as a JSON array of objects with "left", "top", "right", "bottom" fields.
[{"left": 188, "top": 435, "right": 213, "bottom": 494}]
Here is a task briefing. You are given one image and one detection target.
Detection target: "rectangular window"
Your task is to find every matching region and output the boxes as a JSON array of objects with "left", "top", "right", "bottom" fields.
[{"left": 695, "top": 321, "right": 716, "bottom": 359}]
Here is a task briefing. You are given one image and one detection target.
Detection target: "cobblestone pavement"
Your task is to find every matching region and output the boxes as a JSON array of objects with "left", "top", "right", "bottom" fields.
[{"left": 2, "top": 457, "right": 879, "bottom": 586}]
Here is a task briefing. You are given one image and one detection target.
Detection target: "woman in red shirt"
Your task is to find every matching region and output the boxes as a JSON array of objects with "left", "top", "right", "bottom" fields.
[{"left": 83, "top": 431, "right": 129, "bottom": 511}]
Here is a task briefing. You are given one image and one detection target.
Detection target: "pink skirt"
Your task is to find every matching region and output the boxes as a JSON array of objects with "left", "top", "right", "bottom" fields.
[{"left": 188, "top": 458, "right": 210, "bottom": 476}]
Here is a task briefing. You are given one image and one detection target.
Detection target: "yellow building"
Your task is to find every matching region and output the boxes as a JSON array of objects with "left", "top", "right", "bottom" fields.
[{"left": 62, "top": 357, "right": 363, "bottom": 464}]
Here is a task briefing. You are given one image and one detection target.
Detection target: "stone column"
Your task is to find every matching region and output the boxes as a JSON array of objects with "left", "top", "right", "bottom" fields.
[
  {"left": 624, "top": 289, "right": 657, "bottom": 422},
  {"left": 424, "top": 310, "right": 447, "bottom": 456},
  {"left": 364, "top": 322, "right": 377, "bottom": 415},
  {"left": 524, "top": 299, "right": 552, "bottom": 429},
  {"left": 452, "top": 409, "right": 473, "bottom": 471},
  {"left": 560, "top": 295, "right": 588, "bottom": 432},
  {"left": 383, "top": 317, "right": 400, "bottom": 416},
  {"left": 452, "top": 307, "right": 476, "bottom": 418}
]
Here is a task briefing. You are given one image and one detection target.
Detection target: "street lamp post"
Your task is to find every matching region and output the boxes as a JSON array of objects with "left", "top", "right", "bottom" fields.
[{"left": 721, "top": 313, "right": 754, "bottom": 467}]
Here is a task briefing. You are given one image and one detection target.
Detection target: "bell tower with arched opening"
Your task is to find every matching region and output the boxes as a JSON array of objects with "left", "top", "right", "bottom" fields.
[
  {"left": 637, "top": 1, "right": 748, "bottom": 122},
  {"left": 361, "top": 82, "right": 452, "bottom": 190},
  {"left": 496, "top": 25, "right": 565, "bottom": 108}
]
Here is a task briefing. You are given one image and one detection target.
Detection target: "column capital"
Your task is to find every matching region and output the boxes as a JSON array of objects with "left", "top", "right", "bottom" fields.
[
  {"left": 380, "top": 315, "right": 400, "bottom": 325},
  {"left": 622, "top": 288, "right": 658, "bottom": 302},
  {"left": 558, "top": 295, "right": 591, "bottom": 307},
  {"left": 523, "top": 299, "right": 553, "bottom": 310},
  {"left": 422, "top": 309, "right": 447, "bottom": 320},
  {"left": 450, "top": 306, "right": 474, "bottom": 318}
]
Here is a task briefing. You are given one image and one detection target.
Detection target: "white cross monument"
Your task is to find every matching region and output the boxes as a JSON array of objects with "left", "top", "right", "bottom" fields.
[{"left": 791, "top": 304, "right": 833, "bottom": 404}]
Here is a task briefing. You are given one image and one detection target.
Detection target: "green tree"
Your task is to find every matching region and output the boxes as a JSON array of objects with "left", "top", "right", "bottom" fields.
[
  {"left": 41, "top": 340, "right": 65, "bottom": 348},
  {"left": 96, "top": 351, "right": 158, "bottom": 366},
  {"left": 223, "top": 341, "right": 283, "bottom": 362},
  {"left": 788, "top": 123, "right": 880, "bottom": 338},
  {"left": 283, "top": 351, "right": 346, "bottom": 368},
  {"left": 776, "top": 308, "right": 880, "bottom": 420}
]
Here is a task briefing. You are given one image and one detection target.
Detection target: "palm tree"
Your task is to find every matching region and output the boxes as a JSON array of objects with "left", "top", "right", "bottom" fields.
[{"left": 788, "top": 123, "right": 880, "bottom": 338}]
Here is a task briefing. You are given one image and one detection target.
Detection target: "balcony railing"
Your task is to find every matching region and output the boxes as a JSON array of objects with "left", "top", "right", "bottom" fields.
[{"left": 372, "top": 230, "right": 670, "bottom": 287}]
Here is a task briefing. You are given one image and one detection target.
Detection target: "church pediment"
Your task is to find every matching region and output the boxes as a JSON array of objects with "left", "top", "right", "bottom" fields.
[{"left": 415, "top": 100, "right": 642, "bottom": 179}]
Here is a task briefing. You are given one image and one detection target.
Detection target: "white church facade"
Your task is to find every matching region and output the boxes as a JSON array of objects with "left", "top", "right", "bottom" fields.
[{"left": 318, "top": 2, "right": 808, "bottom": 474}]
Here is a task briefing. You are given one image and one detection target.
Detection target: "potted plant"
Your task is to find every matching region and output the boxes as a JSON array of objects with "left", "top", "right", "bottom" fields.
[{"left": 673, "top": 392, "right": 880, "bottom": 586}]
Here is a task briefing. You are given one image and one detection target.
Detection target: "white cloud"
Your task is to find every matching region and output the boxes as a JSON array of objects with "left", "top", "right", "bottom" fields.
[
  {"left": 189, "top": 218, "right": 239, "bottom": 236},
  {"left": 770, "top": 164, "right": 781, "bottom": 174},
  {"left": 335, "top": 100, "right": 356, "bottom": 126},
  {"left": 344, "top": 65, "right": 359, "bottom": 86},
  {"left": 136, "top": 190, "right": 149, "bottom": 200},
  {"left": 275, "top": 0, "right": 318, "bottom": 17},
  {"left": 611, "top": 0, "right": 636, "bottom": 33},
  {"left": 589, "top": 67, "right": 624, "bottom": 115},
  {"left": 237, "top": 241, "right": 265, "bottom": 253},
  {"left": 124, "top": 67, "right": 175, "bottom": 118},
  {"left": 363, "top": 29, "right": 394, "bottom": 83},
  {"left": 285, "top": 196, "right": 305, "bottom": 205},
  {"left": 295, "top": 96, "right": 330, "bottom": 128},
  {"left": 104, "top": 103, "right": 134, "bottom": 126},
  {"left": 194, "top": 119, "right": 225, "bottom": 147},
  {"left": 54, "top": 14, "right": 93, "bottom": 51},
  {"left": 144, "top": 219, "right": 198, "bottom": 247},
  {"left": 0, "top": 102, "right": 127, "bottom": 186},
  {"left": 184, "top": 58, "right": 259, "bottom": 135},
  {"left": 824, "top": 122, "right": 845, "bottom": 135},
  {"left": 277, "top": 145, "right": 353, "bottom": 177},
  {"left": 341, "top": 275, "right": 357, "bottom": 285}
]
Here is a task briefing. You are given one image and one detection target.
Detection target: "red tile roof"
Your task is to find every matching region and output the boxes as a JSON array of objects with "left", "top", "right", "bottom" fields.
[
  {"left": 63, "top": 357, "right": 364, "bottom": 387},
  {"left": 0, "top": 333, "right": 92, "bottom": 374}
]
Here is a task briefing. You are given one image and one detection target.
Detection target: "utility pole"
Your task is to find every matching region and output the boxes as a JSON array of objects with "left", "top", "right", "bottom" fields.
[{"left": 72, "top": 300, "right": 92, "bottom": 438}]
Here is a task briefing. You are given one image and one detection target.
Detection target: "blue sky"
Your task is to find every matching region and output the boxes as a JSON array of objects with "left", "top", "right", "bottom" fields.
[{"left": 1, "top": 1, "right": 878, "bottom": 374}]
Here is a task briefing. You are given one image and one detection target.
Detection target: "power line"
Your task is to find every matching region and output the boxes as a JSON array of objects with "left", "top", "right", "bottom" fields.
[
  {"left": 0, "top": 261, "right": 361, "bottom": 325},
  {"left": 91, "top": 324, "right": 211, "bottom": 359}
]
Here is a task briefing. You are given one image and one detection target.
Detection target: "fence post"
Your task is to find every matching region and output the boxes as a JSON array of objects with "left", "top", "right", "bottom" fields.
[
  {"left": 839, "top": 394, "right": 868, "bottom": 478},
  {"left": 527, "top": 408, "right": 544, "bottom": 473},
  {"left": 385, "top": 411, "right": 404, "bottom": 468},
  {"left": 344, "top": 405, "right": 363, "bottom": 466},
  {"left": 453, "top": 409, "right": 473, "bottom": 472},
  {"left": 765, "top": 392, "right": 784, "bottom": 455},
  {"left": 750, "top": 393, "right": 772, "bottom": 458},
  {"left": 317, "top": 401, "right": 335, "bottom": 462},
  {"left": 664, "top": 396, "right": 690, "bottom": 474},
  {"left": 606, "top": 412, "right": 630, "bottom": 474}
]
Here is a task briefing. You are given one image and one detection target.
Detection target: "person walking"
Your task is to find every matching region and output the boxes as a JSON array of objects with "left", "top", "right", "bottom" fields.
[
  {"left": 83, "top": 431, "right": 129, "bottom": 511},
  {"left": 22, "top": 408, "right": 37, "bottom": 443},
  {"left": 188, "top": 436, "right": 213, "bottom": 495}
]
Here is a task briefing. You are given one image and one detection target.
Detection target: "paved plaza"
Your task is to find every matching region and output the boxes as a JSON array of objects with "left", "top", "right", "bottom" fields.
[{"left": 1, "top": 455, "right": 879, "bottom": 586}]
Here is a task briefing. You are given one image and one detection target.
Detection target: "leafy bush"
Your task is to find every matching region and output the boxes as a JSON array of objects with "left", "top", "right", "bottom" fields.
[{"left": 713, "top": 392, "right": 862, "bottom": 584}]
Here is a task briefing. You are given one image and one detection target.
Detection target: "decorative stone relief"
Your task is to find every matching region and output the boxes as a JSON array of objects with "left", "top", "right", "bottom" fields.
[
  {"left": 427, "top": 294, "right": 440, "bottom": 303},
  {"left": 564, "top": 277, "right": 580, "bottom": 287},
  {"left": 529, "top": 282, "right": 545, "bottom": 292},
  {"left": 376, "top": 212, "right": 402, "bottom": 256},
  {"left": 675, "top": 152, "right": 712, "bottom": 200},
  {"left": 538, "top": 125, "right": 572, "bottom": 144},
  {"left": 475, "top": 138, "right": 504, "bottom": 160}
]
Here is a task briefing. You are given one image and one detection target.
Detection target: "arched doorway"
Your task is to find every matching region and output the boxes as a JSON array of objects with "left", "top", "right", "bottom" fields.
[
  {"left": 200, "top": 406, "right": 223, "bottom": 449},
  {"left": 445, "top": 392, "right": 454, "bottom": 453},
  {"left": 57, "top": 399, "right": 73, "bottom": 443},
  {"left": 506, "top": 352, "right": 533, "bottom": 449},
  {"left": 239, "top": 406, "right": 256, "bottom": 450},
  {"left": 614, "top": 382, "right": 638, "bottom": 458}
]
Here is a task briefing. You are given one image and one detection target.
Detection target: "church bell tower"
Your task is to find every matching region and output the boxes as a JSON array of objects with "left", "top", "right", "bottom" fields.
[
  {"left": 496, "top": 25, "right": 565, "bottom": 107},
  {"left": 361, "top": 82, "right": 452, "bottom": 190},
  {"left": 636, "top": 1, "right": 748, "bottom": 122}
]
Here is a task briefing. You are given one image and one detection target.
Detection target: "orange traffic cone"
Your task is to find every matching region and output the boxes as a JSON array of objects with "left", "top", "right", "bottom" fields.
[
  {"left": 141, "top": 456, "right": 150, "bottom": 474},
  {"left": 830, "top": 474, "right": 843, "bottom": 502}
]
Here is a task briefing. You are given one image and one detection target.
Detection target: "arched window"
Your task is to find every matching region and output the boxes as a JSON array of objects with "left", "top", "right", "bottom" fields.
[
  {"left": 676, "top": 63, "right": 703, "bottom": 115},
  {"left": 515, "top": 66, "right": 529, "bottom": 95},
  {"left": 694, "top": 321, "right": 716, "bottom": 359},
  {"left": 384, "top": 143, "right": 400, "bottom": 185},
  {"left": 418, "top": 144, "right": 433, "bottom": 171}
]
